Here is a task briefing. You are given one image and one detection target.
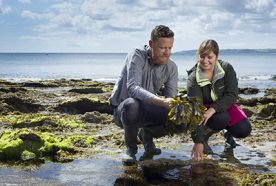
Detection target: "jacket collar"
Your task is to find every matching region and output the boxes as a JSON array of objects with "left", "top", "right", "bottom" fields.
[{"left": 196, "top": 60, "right": 225, "bottom": 87}]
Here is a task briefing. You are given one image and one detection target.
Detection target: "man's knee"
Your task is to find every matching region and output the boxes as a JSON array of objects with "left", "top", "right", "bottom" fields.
[
  {"left": 123, "top": 98, "right": 140, "bottom": 113},
  {"left": 121, "top": 98, "right": 140, "bottom": 127}
]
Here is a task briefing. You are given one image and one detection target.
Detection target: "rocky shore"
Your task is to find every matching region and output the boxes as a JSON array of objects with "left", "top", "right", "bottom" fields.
[{"left": 0, "top": 79, "right": 275, "bottom": 185}]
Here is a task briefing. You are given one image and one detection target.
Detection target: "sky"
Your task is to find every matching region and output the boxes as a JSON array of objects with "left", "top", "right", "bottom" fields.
[{"left": 0, "top": 0, "right": 275, "bottom": 53}]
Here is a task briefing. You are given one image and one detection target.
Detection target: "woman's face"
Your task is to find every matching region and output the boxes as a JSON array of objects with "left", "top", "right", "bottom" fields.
[{"left": 198, "top": 51, "right": 217, "bottom": 71}]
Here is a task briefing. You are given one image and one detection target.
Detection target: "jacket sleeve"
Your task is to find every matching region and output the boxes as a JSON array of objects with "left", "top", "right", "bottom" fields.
[
  {"left": 163, "top": 63, "right": 178, "bottom": 98},
  {"left": 126, "top": 49, "right": 158, "bottom": 102},
  {"left": 211, "top": 63, "right": 238, "bottom": 112},
  {"left": 187, "top": 72, "right": 204, "bottom": 105}
]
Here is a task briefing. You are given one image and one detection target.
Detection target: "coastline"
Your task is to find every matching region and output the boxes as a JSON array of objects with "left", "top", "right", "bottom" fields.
[{"left": 0, "top": 78, "right": 275, "bottom": 185}]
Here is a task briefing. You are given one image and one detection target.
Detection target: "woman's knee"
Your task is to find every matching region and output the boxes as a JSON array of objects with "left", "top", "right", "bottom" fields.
[
  {"left": 207, "top": 112, "right": 229, "bottom": 130},
  {"left": 227, "top": 119, "right": 252, "bottom": 138}
]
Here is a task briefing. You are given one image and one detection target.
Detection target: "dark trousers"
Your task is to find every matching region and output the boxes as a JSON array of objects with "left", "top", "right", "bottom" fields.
[
  {"left": 206, "top": 111, "right": 252, "bottom": 138},
  {"left": 113, "top": 98, "right": 169, "bottom": 154},
  {"left": 113, "top": 98, "right": 169, "bottom": 128}
]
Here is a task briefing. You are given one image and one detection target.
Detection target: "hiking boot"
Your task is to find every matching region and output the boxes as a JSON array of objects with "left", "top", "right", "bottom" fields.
[
  {"left": 138, "top": 128, "right": 162, "bottom": 156},
  {"left": 223, "top": 131, "right": 237, "bottom": 149},
  {"left": 122, "top": 154, "right": 137, "bottom": 166},
  {"left": 122, "top": 148, "right": 137, "bottom": 166}
]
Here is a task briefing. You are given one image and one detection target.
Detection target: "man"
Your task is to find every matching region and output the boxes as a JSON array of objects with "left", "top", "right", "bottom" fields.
[{"left": 108, "top": 25, "right": 178, "bottom": 165}]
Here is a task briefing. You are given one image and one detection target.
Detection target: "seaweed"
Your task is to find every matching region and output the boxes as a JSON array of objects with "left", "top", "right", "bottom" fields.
[{"left": 166, "top": 94, "right": 206, "bottom": 135}]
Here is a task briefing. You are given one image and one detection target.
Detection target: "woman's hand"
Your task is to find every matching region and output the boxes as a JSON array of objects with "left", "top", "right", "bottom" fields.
[
  {"left": 191, "top": 143, "right": 204, "bottom": 161},
  {"left": 203, "top": 107, "right": 216, "bottom": 125}
]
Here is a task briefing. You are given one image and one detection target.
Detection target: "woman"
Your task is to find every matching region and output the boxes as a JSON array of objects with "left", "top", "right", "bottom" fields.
[{"left": 187, "top": 39, "right": 252, "bottom": 161}]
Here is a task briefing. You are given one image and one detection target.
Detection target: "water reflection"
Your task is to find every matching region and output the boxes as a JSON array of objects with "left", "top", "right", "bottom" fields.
[{"left": 0, "top": 142, "right": 274, "bottom": 185}]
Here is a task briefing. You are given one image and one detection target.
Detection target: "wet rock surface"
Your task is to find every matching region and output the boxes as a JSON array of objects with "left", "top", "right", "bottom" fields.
[{"left": 0, "top": 79, "right": 275, "bottom": 185}]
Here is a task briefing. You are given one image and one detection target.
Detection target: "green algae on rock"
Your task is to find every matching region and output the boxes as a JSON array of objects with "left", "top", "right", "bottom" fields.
[
  {"left": 63, "top": 135, "right": 96, "bottom": 148},
  {"left": 0, "top": 114, "right": 85, "bottom": 130},
  {"left": 0, "top": 129, "right": 74, "bottom": 161}
]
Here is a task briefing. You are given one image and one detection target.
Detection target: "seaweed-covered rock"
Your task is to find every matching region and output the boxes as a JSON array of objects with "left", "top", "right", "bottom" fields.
[
  {"left": 81, "top": 111, "right": 113, "bottom": 124},
  {"left": 238, "top": 95, "right": 276, "bottom": 106},
  {"left": 259, "top": 103, "right": 276, "bottom": 119},
  {"left": 238, "top": 97, "right": 258, "bottom": 106},
  {"left": 22, "top": 81, "right": 59, "bottom": 88},
  {"left": 0, "top": 87, "right": 27, "bottom": 93},
  {"left": 239, "top": 173, "right": 276, "bottom": 186},
  {"left": 0, "top": 129, "right": 74, "bottom": 161},
  {"left": 56, "top": 97, "right": 113, "bottom": 114},
  {"left": 0, "top": 114, "right": 84, "bottom": 130},
  {"left": 2, "top": 96, "right": 41, "bottom": 113},
  {"left": 68, "top": 87, "right": 104, "bottom": 94},
  {"left": 240, "top": 106, "right": 256, "bottom": 118},
  {"left": 264, "top": 88, "right": 276, "bottom": 96},
  {"left": 239, "top": 87, "right": 259, "bottom": 94}
]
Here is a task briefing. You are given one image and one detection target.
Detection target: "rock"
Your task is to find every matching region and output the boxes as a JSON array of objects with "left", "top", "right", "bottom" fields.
[
  {"left": 240, "top": 107, "right": 256, "bottom": 118},
  {"left": 68, "top": 87, "right": 103, "bottom": 94},
  {"left": 139, "top": 158, "right": 186, "bottom": 172},
  {"left": 19, "top": 133, "right": 42, "bottom": 142},
  {"left": 0, "top": 87, "right": 27, "bottom": 93},
  {"left": 258, "top": 96, "right": 276, "bottom": 104},
  {"left": 81, "top": 111, "right": 113, "bottom": 124},
  {"left": 2, "top": 96, "right": 41, "bottom": 113},
  {"left": 22, "top": 82, "right": 58, "bottom": 88},
  {"left": 238, "top": 97, "right": 258, "bottom": 106},
  {"left": 238, "top": 95, "right": 276, "bottom": 106},
  {"left": 259, "top": 103, "right": 276, "bottom": 119},
  {"left": 53, "top": 149, "right": 74, "bottom": 162},
  {"left": 239, "top": 87, "right": 259, "bottom": 95},
  {"left": 264, "top": 88, "right": 276, "bottom": 96},
  {"left": 271, "top": 75, "right": 276, "bottom": 80},
  {"left": 55, "top": 97, "right": 113, "bottom": 114}
]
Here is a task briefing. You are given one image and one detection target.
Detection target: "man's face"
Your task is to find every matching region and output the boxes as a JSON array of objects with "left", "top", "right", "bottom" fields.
[
  {"left": 198, "top": 51, "right": 217, "bottom": 71},
  {"left": 150, "top": 37, "right": 174, "bottom": 65}
]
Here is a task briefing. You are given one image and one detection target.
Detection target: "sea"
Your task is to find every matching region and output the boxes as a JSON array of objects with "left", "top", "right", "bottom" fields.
[{"left": 0, "top": 52, "right": 275, "bottom": 90}]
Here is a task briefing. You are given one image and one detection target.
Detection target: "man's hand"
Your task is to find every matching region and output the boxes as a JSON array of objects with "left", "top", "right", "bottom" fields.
[
  {"left": 191, "top": 143, "right": 204, "bottom": 161},
  {"left": 164, "top": 97, "right": 174, "bottom": 108},
  {"left": 152, "top": 97, "right": 173, "bottom": 109},
  {"left": 203, "top": 107, "right": 216, "bottom": 125}
]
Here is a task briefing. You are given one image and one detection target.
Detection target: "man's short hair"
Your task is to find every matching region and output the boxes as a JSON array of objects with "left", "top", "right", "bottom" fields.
[{"left": 151, "top": 25, "right": 174, "bottom": 43}]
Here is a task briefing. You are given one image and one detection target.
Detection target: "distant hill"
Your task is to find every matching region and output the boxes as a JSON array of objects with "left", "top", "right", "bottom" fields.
[{"left": 174, "top": 49, "right": 276, "bottom": 55}]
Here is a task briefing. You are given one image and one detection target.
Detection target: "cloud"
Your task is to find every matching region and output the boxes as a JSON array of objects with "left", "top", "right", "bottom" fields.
[
  {"left": 20, "top": 0, "right": 276, "bottom": 35},
  {"left": 0, "top": 1, "right": 11, "bottom": 14},
  {"left": 18, "top": 0, "right": 31, "bottom": 4},
  {"left": 17, "top": 0, "right": 276, "bottom": 51},
  {"left": 21, "top": 10, "right": 54, "bottom": 20}
]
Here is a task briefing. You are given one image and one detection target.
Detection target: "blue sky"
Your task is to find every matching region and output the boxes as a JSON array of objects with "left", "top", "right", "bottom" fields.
[{"left": 0, "top": 0, "right": 275, "bottom": 52}]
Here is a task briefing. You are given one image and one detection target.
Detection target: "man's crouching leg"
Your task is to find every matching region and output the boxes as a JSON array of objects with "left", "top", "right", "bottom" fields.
[
  {"left": 138, "top": 125, "right": 168, "bottom": 161},
  {"left": 123, "top": 125, "right": 138, "bottom": 165},
  {"left": 119, "top": 98, "right": 141, "bottom": 165}
]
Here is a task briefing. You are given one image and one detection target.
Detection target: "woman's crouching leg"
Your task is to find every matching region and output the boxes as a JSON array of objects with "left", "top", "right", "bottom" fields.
[{"left": 226, "top": 118, "right": 252, "bottom": 138}]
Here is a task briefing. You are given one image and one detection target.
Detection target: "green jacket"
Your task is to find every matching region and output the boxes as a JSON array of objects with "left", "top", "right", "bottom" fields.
[{"left": 187, "top": 60, "right": 238, "bottom": 112}]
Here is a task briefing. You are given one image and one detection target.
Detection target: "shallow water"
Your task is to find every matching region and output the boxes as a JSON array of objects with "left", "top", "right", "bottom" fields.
[{"left": 0, "top": 141, "right": 274, "bottom": 186}]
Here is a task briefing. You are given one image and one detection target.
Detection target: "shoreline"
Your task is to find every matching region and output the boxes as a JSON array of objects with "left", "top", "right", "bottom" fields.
[{"left": 0, "top": 78, "right": 275, "bottom": 185}]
